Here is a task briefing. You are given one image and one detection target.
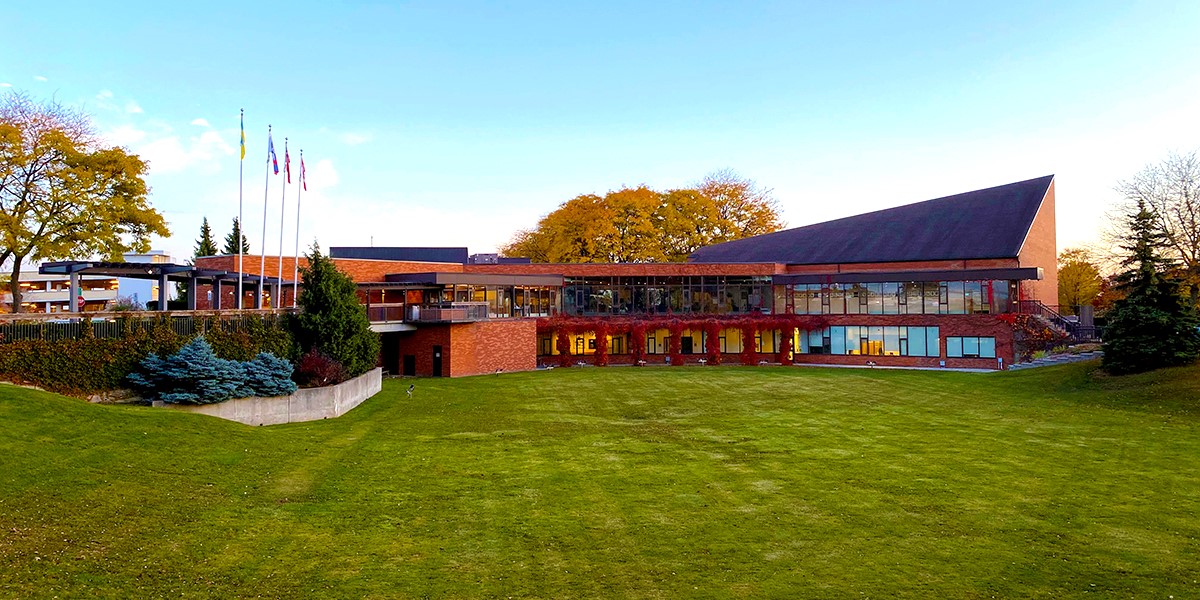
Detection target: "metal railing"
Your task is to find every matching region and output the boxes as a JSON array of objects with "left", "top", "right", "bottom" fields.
[
  {"left": 366, "top": 304, "right": 407, "bottom": 323},
  {"left": 0, "top": 309, "right": 296, "bottom": 343},
  {"left": 1017, "top": 300, "right": 1102, "bottom": 342},
  {"left": 406, "top": 302, "right": 489, "bottom": 323}
]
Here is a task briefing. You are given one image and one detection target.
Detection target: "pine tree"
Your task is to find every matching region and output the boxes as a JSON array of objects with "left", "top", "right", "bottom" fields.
[
  {"left": 195, "top": 217, "right": 219, "bottom": 257},
  {"left": 179, "top": 217, "right": 222, "bottom": 303},
  {"left": 222, "top": 217, "right": 251, "bottom": 255},
  {"left": 1102, "top": 199, "right": 1200, "bottom": 374},
  {"left": 294, "top": 243, "right": 380, "bottom": 377}
]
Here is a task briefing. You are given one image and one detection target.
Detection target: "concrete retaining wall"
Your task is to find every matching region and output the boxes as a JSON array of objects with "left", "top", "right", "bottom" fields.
[{"left": 169, "top": 367, "right": 382, "bottom": 426}]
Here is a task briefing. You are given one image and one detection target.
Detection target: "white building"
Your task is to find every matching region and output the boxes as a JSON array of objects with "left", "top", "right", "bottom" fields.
[{"left": 1, "top": 272, "right": 118, "bottom": 313}]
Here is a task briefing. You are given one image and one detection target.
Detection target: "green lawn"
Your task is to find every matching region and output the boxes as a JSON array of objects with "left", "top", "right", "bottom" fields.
[{"left": 1, "top": 363, "right": 1199, "bottom": 599}]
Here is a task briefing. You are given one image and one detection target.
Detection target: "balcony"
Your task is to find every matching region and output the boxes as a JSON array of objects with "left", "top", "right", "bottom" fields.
[{"left": 406, "top": 302, "right": 489, "bottom": 323}]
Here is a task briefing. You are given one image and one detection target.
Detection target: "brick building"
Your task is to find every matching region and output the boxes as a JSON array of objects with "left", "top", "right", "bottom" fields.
[{"left": 195, "top": 175, "right": 1060, "bottom": 375}]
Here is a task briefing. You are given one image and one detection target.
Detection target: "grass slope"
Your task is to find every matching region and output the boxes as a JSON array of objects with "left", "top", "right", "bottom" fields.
[{"left": 1, "top": 363, "right": 1198, "bottom": 598}]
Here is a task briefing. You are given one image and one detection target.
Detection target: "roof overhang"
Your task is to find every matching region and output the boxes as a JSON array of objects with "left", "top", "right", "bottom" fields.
[
  {"left": 39, "top": 261, "right": 294, "bottom": 285},
  {"left": 772, "top": 267, "right": 1042, "bottom": 285}
]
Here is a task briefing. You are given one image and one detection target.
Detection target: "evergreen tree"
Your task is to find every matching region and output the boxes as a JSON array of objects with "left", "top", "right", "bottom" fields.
[
  {"left": 222, "top": 217, "right": 251, "bottom": 255},
  {"left": 195, "top": 217, "right": 219, "bottom": 257},
  {"left": 178, "top": 217, "right": 222, "bottom": 302},
  {"left": 1102, "top": 199, "right": 1200, "bottom": 374},
  {"left": 293, "top": 243, "right": 380, "bottom": 377}
]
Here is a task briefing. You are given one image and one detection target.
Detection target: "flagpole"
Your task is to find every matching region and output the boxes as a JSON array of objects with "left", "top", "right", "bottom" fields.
[
  {"left": 293, "top": 149, "right": 303, "bottom": 308},
  {"left": 237, "top": 109, "right": 244, "bottom": 310},
  {"left": 277, "top": 138, "right": 288, "bottom": 307},
  {"left": 259, "top": 125, "right": 272, "bottom": 309}
]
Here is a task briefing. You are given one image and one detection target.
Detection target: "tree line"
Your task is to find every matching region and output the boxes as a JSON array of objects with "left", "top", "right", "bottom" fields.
[
  {"left": 1059, "top": 151, "right": 1200, "bottom": 374},
  {"left": 501, "top": 169, "right": 784, "bottom": 263}
]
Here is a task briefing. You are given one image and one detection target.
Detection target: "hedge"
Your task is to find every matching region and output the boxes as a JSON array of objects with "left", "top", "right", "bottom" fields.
[{"left": 0, "top": 315, "right": 295, "bottom": 397}]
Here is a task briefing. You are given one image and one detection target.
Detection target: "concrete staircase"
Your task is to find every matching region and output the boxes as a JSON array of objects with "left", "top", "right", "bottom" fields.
[{"left": 1006, "top": 350, "right": 1103, "bottom": 371}]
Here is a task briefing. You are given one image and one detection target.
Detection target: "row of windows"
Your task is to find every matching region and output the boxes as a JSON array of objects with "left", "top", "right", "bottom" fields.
[
  {"left": 539, "top": 327, "right": 998, "bottom": 361},
  {"left": 799, "top": 326, "right": 941, "bottom": 357},
  {"left": 947, "top": 336, "right": 997, "bottom": 358},
  {"left": 783, "top": 281, "right": 1015, "bottom": 315},
  {"left": 564, "top": 284, "right": 772, "bottom": 316}
]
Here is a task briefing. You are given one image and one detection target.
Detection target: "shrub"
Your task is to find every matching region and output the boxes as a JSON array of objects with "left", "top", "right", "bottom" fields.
[
  {"left": 126, "top": 338, "right": 246, "bottom": 405},
  {"left": 242, "top": 352, "right": 298, "bottom": 397},
  {"left": 206, "top": 315, "right": 297, "bottom": 362},
  {"left": 292, "top": 348, "right": 348, "bottom": 388}
]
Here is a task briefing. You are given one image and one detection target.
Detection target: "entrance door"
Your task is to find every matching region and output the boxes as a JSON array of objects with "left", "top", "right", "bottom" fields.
[
  {"left": 432, "top": 345, "right": 443, "bottom": 377},
  {"left": 403, "top": 355, "right": 416, "bottom": 377},
  {"left": 681, "top": 336, "right": 694, "bottom": 354},
  {"left": 381, "top": 333, "right": 400, "bottom": 375}
]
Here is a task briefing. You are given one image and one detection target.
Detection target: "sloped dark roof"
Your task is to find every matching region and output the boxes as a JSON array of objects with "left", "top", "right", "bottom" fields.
[
  {"left": 330, "top": 247, "right": 468, "bottom": 264},
  {"left": 688, "top": 175, "right": 1054, "bottom": 265}
]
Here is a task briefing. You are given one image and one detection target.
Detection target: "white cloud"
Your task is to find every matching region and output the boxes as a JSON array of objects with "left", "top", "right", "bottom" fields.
[
  {"left": 307, "top": 159, "right": 339, "bottom": 190},
  {"left": 34, "top": 75, "right": 47, "bottom": 82},
  {"left": 125, "top": 101, "right": 143, "bottom": 114},
  {"left": 102, "top": 124, "right": 149, "bottom": 147},
  {"left": 339, "top": 132, "right": 372, "bottom": 146},
  {"left": 96, "top": 90, "right": 114, "bottom": 99},
  {"left": 0, "top": 83, "right": 12, "bottom": 88},
  {"left": 190, "top": 118, "right": 210, "bottom": 127}
]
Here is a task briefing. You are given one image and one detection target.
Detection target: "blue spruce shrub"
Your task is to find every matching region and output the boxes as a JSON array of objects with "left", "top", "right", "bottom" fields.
[
  {"left": 126, "top": 337, "right": 247, "bottom": 404},
  {"left": 242, "top": 352, "right": 298, "bottom": 397}
]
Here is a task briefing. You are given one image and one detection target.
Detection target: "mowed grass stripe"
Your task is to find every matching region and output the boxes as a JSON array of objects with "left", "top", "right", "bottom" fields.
[{"left": 1, "top": 362, "right": 1198, "bottom": 598}]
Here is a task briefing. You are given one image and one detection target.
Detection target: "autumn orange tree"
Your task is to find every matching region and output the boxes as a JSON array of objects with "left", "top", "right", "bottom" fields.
[
  {"left": 501, "top": 170, "right": 783, "bottom": 263},
  {"left": 1057, "top": 248, "right": 1102, "bottom": 315},
  {"left": 0, "top": 92, "right": 168, "bottom": 312}
]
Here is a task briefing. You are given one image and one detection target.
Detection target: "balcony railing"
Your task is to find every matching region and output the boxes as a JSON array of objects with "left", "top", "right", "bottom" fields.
[
  {"left": 406, "top": 302, "right": 489, "bottom": 323},
  {"left": 366, "top": 304, "right": 407, "bottom": 323}
]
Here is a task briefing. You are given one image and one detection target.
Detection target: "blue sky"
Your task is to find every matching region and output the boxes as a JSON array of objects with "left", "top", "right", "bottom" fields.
[{"left": 4, "top": 1, "right": 1200, "bottom": 263}]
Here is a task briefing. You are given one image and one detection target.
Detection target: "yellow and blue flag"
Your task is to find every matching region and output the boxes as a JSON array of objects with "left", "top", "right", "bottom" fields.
[{"left": 239, "top": 112, "right": 246, "bottom": 160}]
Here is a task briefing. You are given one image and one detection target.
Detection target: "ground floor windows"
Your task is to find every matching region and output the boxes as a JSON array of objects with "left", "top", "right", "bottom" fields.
[
  {"left": 798, "top": 326, "right": 940, "bottom": 357},
  {"left": 946, "top": 336, "right": 996, "bottom": 358}
]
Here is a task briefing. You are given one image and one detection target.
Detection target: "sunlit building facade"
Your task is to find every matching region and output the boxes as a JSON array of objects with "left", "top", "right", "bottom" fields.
[{"left": 196, "top": 175, "right": 1059, "bottom": 375}]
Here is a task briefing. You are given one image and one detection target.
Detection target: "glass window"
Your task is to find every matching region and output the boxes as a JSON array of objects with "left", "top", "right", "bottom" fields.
[
  {"left": 991, "top": 280, "right": 1012, "bottom": 314},
  {"left": 927, "top": 327, "right": 940, "bottom": 357},
  {"left": 867, "top": 283, "right": 883, "bottom": 314},
  {"left": 909, "top": 327, "right": 927, "bottom": 357},
  {"left": 947, "top": 281, "right": 965, "bottom": 314},
  {"left": 808, "top": 284, "right": 823, "bottom": 314},
  {"left": 925, "top": 284, "right": 941, "bottom": 314},
  {"left": 846, "top": 284, "right": 866, "bottom": 314},
  {"left": 980, "top": 337, "right": 996, "bottom": 358},
  {"left": 830, "top": 326, "right": 846, "bottom": 354},
  {"left": 845, "top": 326, "right": 860, "bottom": 355},
  {"left": 881, "top": 283, "right": 899, "bottom": 314},
  {"left": 945, "top": 336, "right": 995, "bottom": 358},
  {"left": 963, "top": 281, "right": 983, "bottom": 314},
  {"left": 903, "top": 282, "right": 923, "bottom": 314},
  {"left": 883, "top": 326, "right": 900, "bottom": 355},
  {"left": 828, "top": 284, "right": 845, "bottom": 314},
  {"left": 866, "top": 326, "right": 884, "bottom": 356}
]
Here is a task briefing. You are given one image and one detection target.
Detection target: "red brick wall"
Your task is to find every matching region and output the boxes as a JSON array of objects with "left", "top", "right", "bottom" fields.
[
  {"left": 1017, "top": 179, "right": 1058, "bottom": 305},
  {"left": 194, "top": 254, "right": 464, "bottom": 283},
  {"left": 449, "top": 320, "right": 537, "bottom": 376},
  {"left": 390, "top": 319, "right": 537, "bottom": 377},
  {"left": 394, "top": 326, "right": 453, "bottom": 377}
]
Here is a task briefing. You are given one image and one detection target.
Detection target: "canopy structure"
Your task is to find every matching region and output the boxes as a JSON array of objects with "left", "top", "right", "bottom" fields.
[{"left": 39, "top": 260, "right": 294, "bottom": 312}]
